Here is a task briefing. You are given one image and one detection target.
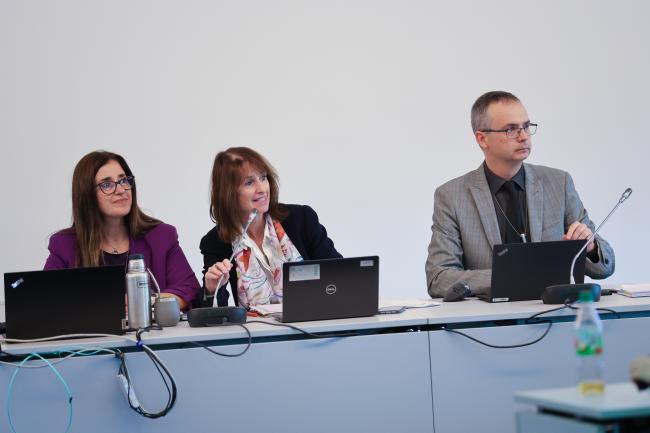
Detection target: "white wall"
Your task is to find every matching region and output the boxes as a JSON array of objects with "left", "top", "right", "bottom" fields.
[{"left": 1, "top": 0, "right": 648, "bottom": 302}]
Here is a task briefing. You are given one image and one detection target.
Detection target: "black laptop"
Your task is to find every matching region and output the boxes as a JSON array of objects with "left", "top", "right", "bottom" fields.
[
  {"left": 3, "top": 266, "right": 127, "bottom": 339},
  {"left": 281, "top": 256, "right": 379, "bottom": 322},
  {"left": 479, "top": 240, "right": 586, "bottom": 303}
]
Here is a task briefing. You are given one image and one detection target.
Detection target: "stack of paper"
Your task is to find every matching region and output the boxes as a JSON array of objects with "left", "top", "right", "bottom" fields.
[
  {"left": 619, "top": 284, "right": 650, "bottom": 298},
  {"left": 249, "top": 303, "right": 283, "bottom": 316}
]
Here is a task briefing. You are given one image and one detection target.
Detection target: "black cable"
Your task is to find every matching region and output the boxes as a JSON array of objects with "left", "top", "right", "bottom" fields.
[
  {"left": 527, "top": 304, "right": 570, "bottom": 321},
  {"left": 148, "top": 349, "right": 172, "bottom": 397},
  {"left": 185, "top": 324, "right": 252, "bottom": 357},
  {"left": 139, "top": 345, "right": 176, "bottom": 418},
  {"left": 443, "top": 304, "right": 569, "bottom": 349},
  {"left": 134, "top": 324, "right": 163, "bottom": 340},
  {"left": 246, "top": 320, "right": 363, "bottom": 338},
  {"left": 115, "top": 328, "right": 177, "bottom": 419},
  {"left": 187, "top": 319, "right": 361, "bottom": 359},
  {"left": 444, "top": 301, "right": 621, "bottom": 349},
  {"left": 596, "top": 307, "right": 621, "bottom": 318},
  {"left": 444, "top": 320, "right": 553, "bottom": 349},
  {"left": 563, "top": 303, "right": 621, "bottom": 319}
]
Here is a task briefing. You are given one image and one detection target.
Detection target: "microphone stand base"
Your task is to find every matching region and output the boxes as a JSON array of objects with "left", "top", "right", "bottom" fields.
[
  {"left": 187, "top": 307, "right": 247, "bottom": 327},
  {"left": 541, "top": 283, "right": 601, "bottom": 304}
]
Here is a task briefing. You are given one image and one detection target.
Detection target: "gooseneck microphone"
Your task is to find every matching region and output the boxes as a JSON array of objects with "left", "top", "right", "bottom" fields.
[
  {"left": 228, "top": 209, "right": 258, "bottom": 262},
  {"left": 204, "top": 209, "right": 259, "bottom": 302},
  {"left": 542, "top": 187, "right": 632, "bottom": 304},
  {"left": 243, "top": 209, "right": 259, "bottom": 234},
  {"left": 568, "top": 188, "right": 632, "bottom": 285}
]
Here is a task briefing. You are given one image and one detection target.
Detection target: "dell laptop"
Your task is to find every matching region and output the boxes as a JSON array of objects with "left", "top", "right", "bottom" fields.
[
  {"left": 281, "top": 256, "right": 379, "bottom": 322},
  {"left": 3, "top": 266, "right": 127, "bottom": 339},
  {"left": 479, "top": 240, "right": 586, "bottom": 303}
]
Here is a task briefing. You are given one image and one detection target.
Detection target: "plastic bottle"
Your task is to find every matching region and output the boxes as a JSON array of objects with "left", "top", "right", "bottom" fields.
[
  {"left": 574, "top": 290, "right": 605, "bottom": 395},
  {"left": 126, "top": 254, "right": 152, "bottom": 329}
]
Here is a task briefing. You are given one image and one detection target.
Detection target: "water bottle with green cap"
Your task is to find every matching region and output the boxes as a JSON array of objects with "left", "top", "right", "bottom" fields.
[{"left": 575, "top": 290, "right": 605, "bottom": 395}]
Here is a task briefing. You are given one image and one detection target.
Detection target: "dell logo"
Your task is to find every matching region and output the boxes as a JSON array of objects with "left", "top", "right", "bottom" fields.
[{"left": 325, "top": 284, "right": 337, "bottom": 295}]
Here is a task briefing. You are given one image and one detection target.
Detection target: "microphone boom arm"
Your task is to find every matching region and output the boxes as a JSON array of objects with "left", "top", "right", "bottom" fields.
[{"left": 568, "top": 188, "right": 632, "bottom": 283}]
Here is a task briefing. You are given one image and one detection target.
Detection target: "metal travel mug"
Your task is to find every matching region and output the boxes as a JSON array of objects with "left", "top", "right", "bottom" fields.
[{"left": 126, "top": 254, "right": 152, "bottom": 329}]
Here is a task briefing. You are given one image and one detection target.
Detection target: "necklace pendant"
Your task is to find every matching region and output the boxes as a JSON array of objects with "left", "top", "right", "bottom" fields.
[{"left": 112, "top": 247, "right": 119, "bottom": 254}]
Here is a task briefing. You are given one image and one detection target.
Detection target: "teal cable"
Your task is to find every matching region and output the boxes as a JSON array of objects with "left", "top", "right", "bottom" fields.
[{"left": 6, "top": 352, "right": 73, "bottom": 433}]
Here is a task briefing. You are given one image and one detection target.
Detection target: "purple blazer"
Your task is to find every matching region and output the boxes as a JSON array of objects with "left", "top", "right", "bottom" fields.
[{"left": 44, "top": 223, "right": 200, "bottom": 306}]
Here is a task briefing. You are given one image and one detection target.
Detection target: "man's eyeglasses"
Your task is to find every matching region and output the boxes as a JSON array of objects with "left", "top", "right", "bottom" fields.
[
  {"left": 96, "top": 176, "right": 135, "bottom": 195},
  {"left": 480, "top": 123, "right": 538, "bottom": 139}
]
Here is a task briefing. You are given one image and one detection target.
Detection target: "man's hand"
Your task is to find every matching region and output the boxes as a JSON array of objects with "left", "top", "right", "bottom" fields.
[
  {"left": 205, "top": 259, "right": 233, "bottom": 293},
  {"left": 564, "top": 221, "right": 595, "bottom": 253}
]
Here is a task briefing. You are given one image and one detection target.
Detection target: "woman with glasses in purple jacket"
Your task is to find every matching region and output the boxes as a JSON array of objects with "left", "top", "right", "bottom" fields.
[{"left": 44, "top": 150, "right": 199, "bottom": 310}]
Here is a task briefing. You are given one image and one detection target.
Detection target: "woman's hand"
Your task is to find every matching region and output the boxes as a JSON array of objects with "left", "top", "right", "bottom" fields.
[{"left": 204, "top": 259, "right": 233, "bottom": 293}]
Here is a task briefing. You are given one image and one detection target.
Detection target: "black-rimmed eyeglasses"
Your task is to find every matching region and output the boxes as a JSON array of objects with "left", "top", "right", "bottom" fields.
[
  {"left": 480, "top": 123, "right": 538, "bottom": 138},
  {"left": 96, "top": 176, "right": 135, "bottom": 195}
]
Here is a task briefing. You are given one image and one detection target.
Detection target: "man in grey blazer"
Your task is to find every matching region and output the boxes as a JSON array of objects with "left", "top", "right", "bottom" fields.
[{"left": 426, "top": 91, "right": 615, "bottom": 298}]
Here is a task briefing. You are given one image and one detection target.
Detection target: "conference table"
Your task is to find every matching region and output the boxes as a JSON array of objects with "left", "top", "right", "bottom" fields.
[{"left": 1, "top": 294, "right": 649, "bottom": 433}]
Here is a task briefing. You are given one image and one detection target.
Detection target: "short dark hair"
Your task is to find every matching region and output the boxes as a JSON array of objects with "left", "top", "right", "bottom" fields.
[
  {"left": 471, "top": 91, "right": 520, "bottom": 132},
  {"left": 210, "top": 147, "right": 287, "bottom": 244}
]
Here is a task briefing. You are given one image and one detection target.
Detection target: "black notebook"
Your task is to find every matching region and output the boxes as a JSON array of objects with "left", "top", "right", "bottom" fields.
[
  {"left": 3, "top": 266, "right": 126, "bottom": 340},
  {"left": 281, "top": 256, "right": 379, "bottom": 323},
  {"left": 479, "top": 240, "right": 587, "bottom": 303}
]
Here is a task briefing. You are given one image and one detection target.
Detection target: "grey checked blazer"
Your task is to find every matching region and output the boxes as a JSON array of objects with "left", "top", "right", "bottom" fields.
[{"left": 425, "top": 163, "right": 615, "bottom": 298}]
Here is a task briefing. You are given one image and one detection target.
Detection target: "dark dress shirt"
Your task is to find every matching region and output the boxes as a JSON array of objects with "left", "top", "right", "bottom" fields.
[{"left": 484, "top": 163, "right": 530, "bottom": 244}]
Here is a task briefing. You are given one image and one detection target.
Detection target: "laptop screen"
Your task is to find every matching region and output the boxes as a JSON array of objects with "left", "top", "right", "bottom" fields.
[
  {"left": 4, "top": 266, "right": 126, "bottom": 339},
  {"left": 486, "top": 240, "right": 586, "bottom": 302},
  {"left": 281, "top": 256, "right": 379, "bottom": 322}
]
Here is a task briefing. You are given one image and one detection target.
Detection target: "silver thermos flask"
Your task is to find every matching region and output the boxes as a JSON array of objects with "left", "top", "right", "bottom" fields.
[{"left": 126, "top": 254, "right": 151, "bottom": 329}]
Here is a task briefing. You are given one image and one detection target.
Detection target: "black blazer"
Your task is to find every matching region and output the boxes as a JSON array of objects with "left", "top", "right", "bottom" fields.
[{"left": 194, "top": 203, "right": 342, "bottom": 307}]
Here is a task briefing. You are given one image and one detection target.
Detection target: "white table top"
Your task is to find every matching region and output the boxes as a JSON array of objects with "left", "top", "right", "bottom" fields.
[
  {"left": 2, "top": 294, "right": 649, "bottom": 355},
  {"left": 424, "top": 293, "right": 650, "bottom": 325},
  {"left": 516, "top": 382, "right": 650, "bottom": 420},
  {"left": 0, "top": 305, "right": 435, "bottom": 355}
]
